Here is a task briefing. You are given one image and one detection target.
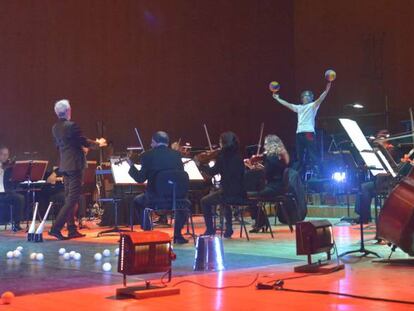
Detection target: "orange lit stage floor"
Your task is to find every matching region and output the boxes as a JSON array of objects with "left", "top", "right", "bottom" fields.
[{"left": 1, "top": 218, "right": 414, "bottom": 310}]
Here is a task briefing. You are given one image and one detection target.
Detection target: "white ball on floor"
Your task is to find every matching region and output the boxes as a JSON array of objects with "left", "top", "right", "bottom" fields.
[
  {"left": 74, "top": 253, "right": 81, "bottom": 260},
  {"left": 94, "top": 253, "right": 102, "bottom": 261},
  {"left": 63, "top": 253, "right": 71, "bottom": 260},
  {"left": 12, "top": 250, "right": 21, "bottom": 258},
  {"left": 58, "top": 248, "right": 66, "bottom": 255},
  {"left": 16, "top": 246, "right": 23, "bottom": 252},
  {"left": 30, "top": 253, "right": 37, "bottom": 260},
  {"left": 114, "top": 248, "right": 119, "bottom": 256},
  {"left": 69, "top": 251, "right": 76, "bottom": 258},
  {"left": 102, "top": 249, "right": 110, "bottom": 257},
  {"left": 102, "top": 262, "right": 112, "bottom": 272},
  {"left": 36, "top": 253, "right": 44, "bottom": 261},
  {"left": 6, "top": 251, "right": 14, "bottom": 259}
]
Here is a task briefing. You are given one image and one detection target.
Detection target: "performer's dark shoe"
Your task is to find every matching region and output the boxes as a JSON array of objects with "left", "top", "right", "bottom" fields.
[
  {"left": 173, "top": 235, "right": 189, "bottom": 244},
  {"left": 68, "top": 230, "right": 86, "bottom": 239},
  {"left": 223, "top": 230, "right": 233, "bottom": 239},
  {"left": 48, "top": 230, "right": 68, "bottom": 240},
  {"left": 249, "top": 226, "right": 266, "bottom": 233},
  {"left": 12, "top": 223, "right": 23, "bottom": 232}
]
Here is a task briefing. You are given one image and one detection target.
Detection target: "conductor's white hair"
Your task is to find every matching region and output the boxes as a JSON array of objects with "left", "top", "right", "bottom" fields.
[{"left": 54, "top": 99, "right": 71, "bottom": 118}]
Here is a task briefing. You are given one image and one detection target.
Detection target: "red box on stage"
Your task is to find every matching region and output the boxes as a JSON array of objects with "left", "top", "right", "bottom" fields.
[{"left": 118, "top": 231, "right": 174, "bottom": 282}]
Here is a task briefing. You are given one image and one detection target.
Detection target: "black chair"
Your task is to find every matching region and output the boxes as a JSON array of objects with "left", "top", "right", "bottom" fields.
[
  {"left": 272, "top": 168, "right": 295, "bottom": 232},
  {"left": 144, "top": 170, "right": 196, "bottom": 244},
  {"left": 248, "top": 168, "right": 295, "bottom": 236},
  {"left": 216, "top": 200, "right": 251, "bottom": 241},
  {"left": 244, "top": 169, "right": 274, "bottom": 239}
]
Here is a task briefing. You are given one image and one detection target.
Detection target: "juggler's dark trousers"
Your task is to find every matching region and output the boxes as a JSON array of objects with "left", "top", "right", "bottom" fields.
[{"left": 51, "top": 170, "right": 83, "bottom": 233}]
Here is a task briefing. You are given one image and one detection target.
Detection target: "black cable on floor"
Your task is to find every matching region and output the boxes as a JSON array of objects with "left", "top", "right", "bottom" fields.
[{"left": 172, "top": 273, "right": 259, "bottom": 290}]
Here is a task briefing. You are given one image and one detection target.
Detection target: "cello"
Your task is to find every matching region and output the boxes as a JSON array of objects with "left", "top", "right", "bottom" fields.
[
  {"left": 378, "top": 163, "right": 414, "bottom": 255},
  {"left": 377, "top": 110, "right": 414, "bottom": 256}
]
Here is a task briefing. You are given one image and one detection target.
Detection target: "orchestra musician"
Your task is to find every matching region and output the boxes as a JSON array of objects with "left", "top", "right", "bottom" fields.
[
  {"left": 355, "top": 129, "right": 401, "bottom": 224},
  {"left": 245, "top": 135, "right": 290, "bottom": 232},
  {"left": 49, "top": 99, "right": 106, "bottom": 240},
  {"left": 273, "top": 82, "right": 331, "bottom": 176},
  {"left": 0, "top": 145, "right": 24, "bottom": 232},
  {"left": 127, "top": 131, "right": 189, "bottom": 244},
  {"left": 198, "top": 132, "right": 246, "bottom": 238}
]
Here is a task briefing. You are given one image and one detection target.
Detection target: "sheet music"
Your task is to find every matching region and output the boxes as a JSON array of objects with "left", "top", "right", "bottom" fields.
[
  {"left": 110, "top": 158, "right": 141, "bottom": 184},
  {"left": 182, "top": 158, "right": 204, "bottom": 181},
  {"left": 110, "top": 157, "right": 204, "bottom": 184},
  {"left": 376, "top": 150, "right": 397, "bottom": 178},
  {"left": 339, "top": 118, "right": 387, "bottom": 176}
]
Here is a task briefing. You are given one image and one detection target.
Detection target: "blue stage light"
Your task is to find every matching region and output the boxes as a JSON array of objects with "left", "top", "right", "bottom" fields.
[{"left": 331, "top": 172, "right": 346, "bottom": 183}]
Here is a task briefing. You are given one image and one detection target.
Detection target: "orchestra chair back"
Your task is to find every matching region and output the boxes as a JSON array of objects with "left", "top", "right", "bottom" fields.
[{"left": 143, "top": 170, "right": 195, "bottom": 244}]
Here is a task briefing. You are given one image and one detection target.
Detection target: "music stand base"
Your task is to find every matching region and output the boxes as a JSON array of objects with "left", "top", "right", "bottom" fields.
[
  {"left": 340, "top": 248, "right": 381, "bottom": 258},
  {"left": 116, "top": 285, "right": 180, "bottom": 300},
  {"left": 294, "top": 261, "right": 344, "bottom": 273},
  {"left": 372, "top": 258, "right": 414, "bottom": 265},
  {"left": 97, "top": 226, "right": 131, "bottom": 237},
  {"left": 337, "top": 217, "right": 357, "bottom": 225}
]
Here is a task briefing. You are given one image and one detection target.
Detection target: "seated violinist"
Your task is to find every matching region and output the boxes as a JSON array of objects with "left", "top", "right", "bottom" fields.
[
  {"left": 245, "top": 135, "right": 290, "bottom": 232},
  {"left": 198, "top": 132, "right": 246, "bottom": 238},
  {"left": 127, "top": 131, "right": 189, "bottom": 244},
  {"left": 0, "top": 145, "right": 24, "bottom": 232}
]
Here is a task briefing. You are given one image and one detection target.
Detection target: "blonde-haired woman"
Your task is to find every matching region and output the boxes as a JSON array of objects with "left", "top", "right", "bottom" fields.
[{"left": 247, "top": 134, "right": 290, "bottom": 233}]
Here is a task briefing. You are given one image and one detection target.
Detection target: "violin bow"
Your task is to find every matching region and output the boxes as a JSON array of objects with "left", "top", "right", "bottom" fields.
[
  {"left": 203, "top": 124, "right": 213, "bottom": 151},
  {"left": 96, "top": 120, "right": 105, "bottom": 165},
  {"left": 134, "top": 127, "right": 145, "bottom": 153},
  {"left": 410, "top": 108, "right": 414, "bottom": 147},
  {"left": 256, "top": 122, "right": 265, "bottom": 156}
]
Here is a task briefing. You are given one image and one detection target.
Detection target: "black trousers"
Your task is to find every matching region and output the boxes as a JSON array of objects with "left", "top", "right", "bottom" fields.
[
  {"left": 296, "top": 132, "right": 319, "bottom": 173},
  {"left": 0, "top": 192, "right": 24, "bottom": 224},
  {"left": 134, "top": 192, "right": 187, "bottom": 237},
  {"left": 51, "top": 170, "right": 83, "bottom": 233},
  {"left": 200, "top": 190, "right": 233, "bottom": 234}
]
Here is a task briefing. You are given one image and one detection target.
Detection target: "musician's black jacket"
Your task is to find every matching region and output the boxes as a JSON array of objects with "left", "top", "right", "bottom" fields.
[
  {"left": 2, "top": 167, "right": 14, "bottom": 191},
  {"left": 128, "top": 145, "right": 184, "bottom": 194},
  {"left": 201, "top": 150, "right": 246, "bottom": 202},
  {"left": 52, "top": 118, "right": 97, "bottom": 172}
]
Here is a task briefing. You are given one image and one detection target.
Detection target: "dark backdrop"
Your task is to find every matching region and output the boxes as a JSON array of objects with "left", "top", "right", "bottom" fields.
[
  {"left": 294, "top": 0, "right": 414, "bottom": 135},
  {"left": 0, "top": 0, "right": 295, "bottom": 164},
  {"left": 1, "top": 1, "right": 414, "bottom": 165}
]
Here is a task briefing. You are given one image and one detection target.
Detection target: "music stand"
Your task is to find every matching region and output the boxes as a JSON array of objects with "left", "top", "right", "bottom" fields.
[
  {"left": 95, "top": 158, "right": 137, "bottom": 236},
  {"left": 338, "top": 119, "right": 389, "bottom": 258},
  {"left": 11, "top": 160, "right": 48, "bottom": 226}
]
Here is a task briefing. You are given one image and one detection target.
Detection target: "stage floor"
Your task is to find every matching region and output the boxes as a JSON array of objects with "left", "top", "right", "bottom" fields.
[{"left": 1, "top": 217, "right": 414, "bottom": 310}]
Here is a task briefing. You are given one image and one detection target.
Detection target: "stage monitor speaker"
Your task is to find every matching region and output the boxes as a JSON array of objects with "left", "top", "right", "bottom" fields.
[
  {"left": 118, "top": 231, "right": 175, "bottom": 285},
  {"left": 296, "top": 220, "right": 333, "bottom": 259}
]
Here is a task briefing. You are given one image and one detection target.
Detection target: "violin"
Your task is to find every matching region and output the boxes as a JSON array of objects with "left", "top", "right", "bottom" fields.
[
  {"left": 244, "top": 154, "right": 265, "bottom": 170},
  {"left": 171, "top": 139, "right": 192, "bottom": 157},
  {"left": 194, "top": 148, "right": 220, "bottom": 165},
  {"left": 244, "top": 123, "right": 265, "bottom": 170},
  {"left": 193, "top": 123, "right": 221, "bottom": 165},
  {"left": 250, "top": 154, "right": 264, "bottom": 164},
  {"left": 400, "top": 153, "right": 414, "bottom": 165}
]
